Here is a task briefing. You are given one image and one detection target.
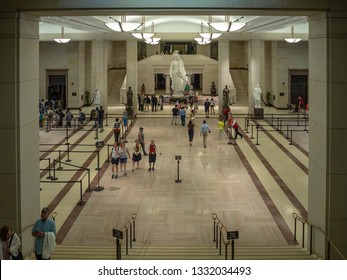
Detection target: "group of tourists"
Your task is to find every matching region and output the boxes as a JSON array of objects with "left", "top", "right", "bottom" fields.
[{"left": 110, "top": 126, "right": 162, "bottom": 178}]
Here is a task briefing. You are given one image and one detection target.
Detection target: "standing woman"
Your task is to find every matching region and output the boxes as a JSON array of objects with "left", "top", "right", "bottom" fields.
[
  {"left": 118, "top": 141, "right": 131, "bottom": 176},
  {"left": 132, "top": 139, "right": 143, "bottom": 171},
  {"left": 0, "top": 226, "right": 21, "bottom": 260},
  {"left": 187, "top": 119, "right": 195, "bottom": 146}
]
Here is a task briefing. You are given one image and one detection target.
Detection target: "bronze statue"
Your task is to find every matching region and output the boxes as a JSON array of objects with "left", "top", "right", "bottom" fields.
[{"left": 127, "top": 86, "right": 133, "bottom": 107}]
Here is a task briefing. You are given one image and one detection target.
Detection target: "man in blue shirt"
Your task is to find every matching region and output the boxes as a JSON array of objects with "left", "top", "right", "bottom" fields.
[
  {"left": 32, "top": 207, "right": 56, "bottom": 260},
  {"left": 200, "top": 120, "right": 211, "bottom": 148}
]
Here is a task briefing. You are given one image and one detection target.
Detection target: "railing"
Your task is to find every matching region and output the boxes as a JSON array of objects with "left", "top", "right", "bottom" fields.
[
  {"left": 243, "top": 113, "right": 309, "bottom": 146},
  {"left": 212, "top": 213, "right": 236, "bottom": 260},
  {"left": 292, "top": 212, "right": 345, "bottom": 260},
  {"left": 113, "top": 213, "right": 137, "bottom": 260}
]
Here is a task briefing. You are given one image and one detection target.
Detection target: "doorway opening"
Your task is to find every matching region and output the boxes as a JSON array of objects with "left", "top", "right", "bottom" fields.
[
  {"left": 289, "top": 69, "right": 308, "bottom": 105},
  {"left": 46, "top": 70, "right": 68, "bottom": 110}
]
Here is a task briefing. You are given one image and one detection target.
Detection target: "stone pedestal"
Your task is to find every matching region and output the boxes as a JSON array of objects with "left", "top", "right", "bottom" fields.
[
  {"left": 126, "top": 107, "right": 134, "bottom": 119},
  {"left": 253, "top": 106, "right": 264, "bottom": 119}
]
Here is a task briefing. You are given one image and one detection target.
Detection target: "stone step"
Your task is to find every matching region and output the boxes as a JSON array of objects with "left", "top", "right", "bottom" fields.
[{"left": 27, "top": 244, "right": 320, "bottom": 260}]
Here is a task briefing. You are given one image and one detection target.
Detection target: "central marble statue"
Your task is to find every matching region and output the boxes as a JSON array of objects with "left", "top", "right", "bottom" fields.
[{"left": 169, "top": 50, "right": 187, "bottom": 98}]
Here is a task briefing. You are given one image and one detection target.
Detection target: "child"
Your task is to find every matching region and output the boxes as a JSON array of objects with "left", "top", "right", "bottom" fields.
[
  {"left": 218, "top": 118, "right": 225, "bottom": 139},
  {"left": 148, "top": 140, "right": 161, "bottom": 171}
]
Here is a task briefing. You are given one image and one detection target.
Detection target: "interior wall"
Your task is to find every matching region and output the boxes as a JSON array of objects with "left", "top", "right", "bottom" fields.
[
  {"left": 273, "top": 41, "right": 308, "bottom": 108},
  {"left": 39, "top": 41, "right": 82, "bottom": 108}
]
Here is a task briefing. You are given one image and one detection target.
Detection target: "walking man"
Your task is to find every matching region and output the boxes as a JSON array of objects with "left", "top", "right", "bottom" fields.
[
  {"left": 138, "top": 127, "right": 147, "bottom": 155},
  {"left": 200, "top": 120, "right": 211, "bottom": 148}
]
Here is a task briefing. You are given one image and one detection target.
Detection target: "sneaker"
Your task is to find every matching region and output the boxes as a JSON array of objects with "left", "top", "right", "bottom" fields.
[
  {"left": 152, "top": 167, "right": 154, "bottom": 171},
  {"left": 115, "top": 174, "right": 118, "bottom": 178},
  {"left": 204, "top": 145, "right": 206, "bottom": 148},
  {"left": 124, "top": 172, "right": 127, "bottom": 176},
  {"left": 148, "top": 168, "right": 151, "bottom": 171},
  {"left": 112, "top": 174, "right": 114, "bottom": 179},
  {"left": 240, "top": 134, "right": 243, "bottom": 139}
]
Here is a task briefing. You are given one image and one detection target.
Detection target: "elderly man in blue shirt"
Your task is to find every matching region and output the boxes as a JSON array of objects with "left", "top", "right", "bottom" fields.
[
  {"left": 32, "top": 207, "right": 56, "bottom": 260},
  {"left": 200, "top": 120, "right": 211, "bottom": 148}
]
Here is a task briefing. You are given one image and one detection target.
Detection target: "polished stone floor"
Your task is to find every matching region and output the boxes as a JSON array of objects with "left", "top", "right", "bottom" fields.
[{"left": 39, "top": 102, "right": 308, "bottom": 248}]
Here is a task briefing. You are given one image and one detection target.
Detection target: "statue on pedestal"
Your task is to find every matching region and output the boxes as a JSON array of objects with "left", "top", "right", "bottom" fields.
[
  {"left": 210, "top": 82, "right": 217, "bottom": 96},
  {"left": 126, "top": 86, "right": 134, "bottom": 118},
  {"left": 254, "top": 83, "right": 262, "bottom": 108},
  {"left": 222, "top": 85, "right": 230, "bottom": 108},
  {"left": 127, "top": 86, "right": 133, "bottom": 107},
  {"left": 92, "top": 89, "right": 100, "bottom": 107},
  {"left": 169, "top": 50, "right": 187, "bottom": 98}
]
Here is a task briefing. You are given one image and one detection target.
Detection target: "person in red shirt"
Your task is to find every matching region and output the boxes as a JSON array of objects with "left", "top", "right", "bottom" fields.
[
  {"left": 148, "top": 140, "right": 161, "bottom": 171},
  {"left": 231, "top": 117, "right": 243, "bottom": 139}
]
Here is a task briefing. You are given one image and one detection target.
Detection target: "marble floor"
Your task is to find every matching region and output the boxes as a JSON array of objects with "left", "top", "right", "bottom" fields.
[{"left": 39, "top": 102, "right": 309, "bottom": 248}]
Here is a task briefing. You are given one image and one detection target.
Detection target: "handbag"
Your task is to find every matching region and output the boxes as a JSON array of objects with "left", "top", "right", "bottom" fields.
[{"left": 9, "top": 233, "right": 23, "bottom": 260}]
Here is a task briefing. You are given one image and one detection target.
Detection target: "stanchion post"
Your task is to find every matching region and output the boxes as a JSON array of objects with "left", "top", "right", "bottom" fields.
[
  {"left": 175, "top": 155, "right": 182, "bottom": 183},
  {"left": 133, "top": 219, "right": 136, "bottom": 241},
  {"left": 289, "top": 130, "right": 293, "bottom": 145},
  {"left": 105, "top": 112, "right": 109, "bottom": 126},
  {"left": 46, "top": 158, "right": 53, "bottom": 180},
  {"left": 65, "top": 126, "right": 69, "bottom": 142},
  {"left": 231, "top": 239, "right": 235, "bottom": 260},
  {"left": 245, "top": 115, "right": 249, "bottom": 133},
  {"left": 125, "top": 228, "right": 129, "bottom": 255},
  {"left": 77, "top": 180, "right": 86, "bottom": 206},
  {"left": 304, "top": 116, "right": 308, "bottom": 131},
  {"left": 51, "top": 159, "right": 58, "bottom": 180},
  {"left": 286, "top": 124, "right": 290, "bottom": 139},
  {"left": 116, "top": 239, "right": 121, "bottom": 260},
  {"left": 250, "top": 124, "right": 254, "bottom": 139},
  {"left": 86, "top": 168, "right": 92, "bottom": 192},
  {"left": 94, "top": 149, "right": 104, "bottom": 192},
  {"left": 65, "top": 142, "right": 71, "bottom": 162},
  {"left": 255, "top": 125, "right": 260, "bottom": 145},
  {"left": 57, "top": 150, "right": 63, "bottom": 170}
]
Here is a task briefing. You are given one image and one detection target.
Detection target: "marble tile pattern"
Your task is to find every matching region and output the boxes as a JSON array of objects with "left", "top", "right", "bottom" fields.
[{"left": 38, "top": 104, "right": 309, "bottom": 248}]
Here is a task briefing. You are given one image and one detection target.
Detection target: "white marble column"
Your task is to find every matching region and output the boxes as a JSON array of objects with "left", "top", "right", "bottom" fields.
[
  {"left": 248, "top": 39, "right": 265, "bottom": 111},
  {"left": 92, "top": 39, "right": 107, "bottom": 110},
  {"left": 218, "top": 40, "right": 230, "bottom": 111},
  {"left": 0, "top": 12, "right": 40, "bottom": 256},
  {"left": 308, "top": 12, "right": 347, "bottom": 258},
  {"left": 126, "top": 39, "right": 138, "bottom": 113}
]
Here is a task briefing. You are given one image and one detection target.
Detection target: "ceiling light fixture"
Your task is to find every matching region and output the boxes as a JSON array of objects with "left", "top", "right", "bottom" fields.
[
  {"left": 105, "top": 15, "right": 142, "bottom": 32},
  {"left": 208, "top": 16, "right": 246, "bottom": 32},
  {"left": 145, "top": 37, "right": 161, "bottom": 45},
  {"left": 53, "top": 26, "right": 71, "bottom": 43},
  {"left": 198, "top": 20, "right": 222, "bottom": 40},
  {"left": 194, "top": 37, "right": 211, "bottom": 45},
  {"left": 284, "top": 26, "right": 302, "bottom": 43},
  {"left": 132, "top": 18, "right": 155, "bottom": 40}
]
